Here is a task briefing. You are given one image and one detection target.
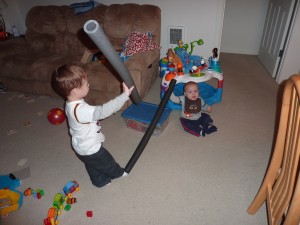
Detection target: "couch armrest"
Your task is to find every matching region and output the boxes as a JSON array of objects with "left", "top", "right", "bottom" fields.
[
  {"left": 124, "top": 49, "right": 160, "bottom": 71},
  {"left": 0, "top": 38, "right": 30, "bottom": 61}
]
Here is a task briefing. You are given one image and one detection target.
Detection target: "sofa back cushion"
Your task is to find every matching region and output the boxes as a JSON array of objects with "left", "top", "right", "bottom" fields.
[
  {"left": 25, "top": 5, "right": 108, "bottom": 54},
  {"left": 103, "top": 4, "right": 161, "bottom": 49},
  {"left": 25, "top": 4, "right": 160, "bottom": 55}
]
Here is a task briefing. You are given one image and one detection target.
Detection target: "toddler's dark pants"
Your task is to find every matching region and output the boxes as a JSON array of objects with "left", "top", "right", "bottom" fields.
[{"left": 76, "top": 146, "right": 124, "bottom": 188}]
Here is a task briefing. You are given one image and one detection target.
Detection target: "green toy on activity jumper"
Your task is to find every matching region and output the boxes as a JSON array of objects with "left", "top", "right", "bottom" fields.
[{"left": 174, "top": 39, "right": 204, "bottom": 55}]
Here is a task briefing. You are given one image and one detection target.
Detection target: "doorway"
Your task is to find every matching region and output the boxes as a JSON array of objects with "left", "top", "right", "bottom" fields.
[{"left": 258, "top": 0, "right": 299, "bottom": 80}]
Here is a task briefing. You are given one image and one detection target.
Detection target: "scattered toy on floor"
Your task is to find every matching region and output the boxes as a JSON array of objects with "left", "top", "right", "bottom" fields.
[
  {"left": 47, "top": 108, "right": 66, "bottom": 125},
  {"left": 86, "top": 210, "right": 93, "bottom": 217},
  {"left": 43, "top": 180, "right": 79, "bottom": 224},
  {"left": 23, "top": 188, "right": 44, "bottom": 199},
  {"left": 0, "top": 188, "right": 23, "bottom": 217},
  {"left": 66, "top": 197, "right": 77, "bottom": 204},
  {"left": 64, "top": 204, "right": 72, "bottom": 211},
  {"left": 63, "top": 180, "right": 80, "bottom": 198},
  {"left": 0, "top": 174, "right": 23, "bottom": 217}
]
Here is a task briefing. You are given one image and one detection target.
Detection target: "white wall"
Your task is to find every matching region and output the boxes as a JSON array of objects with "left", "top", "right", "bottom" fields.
[
  {"left": 221, "top": 0, "right": 269, "bottom": 55},
  {"left": 3, "top": 0, "right": 275, "bottom": 59},
  {"left": 221, "top": 0, "right": 300, "bottom": 84},
  {"left": 2, "top": 0, "right": 225, "bottom": 59},
  {"left": 0, "top": 0, "right": 23, "bottom": 35}
]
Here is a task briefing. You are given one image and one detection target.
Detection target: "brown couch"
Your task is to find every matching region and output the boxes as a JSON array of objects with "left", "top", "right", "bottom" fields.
[{"left": 0, "top": 3, "right": 161, "bottom": 106}]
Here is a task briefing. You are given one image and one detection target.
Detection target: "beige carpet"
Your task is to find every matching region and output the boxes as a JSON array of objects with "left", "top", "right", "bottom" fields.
[{"left": 0, "top": 53, "right": 280, "bottom": 225}]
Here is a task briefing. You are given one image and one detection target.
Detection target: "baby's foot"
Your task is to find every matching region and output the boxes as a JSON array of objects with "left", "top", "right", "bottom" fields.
[
  {"left": 207, "top": 125, "right": 218, "bottom": 134},
  {"left": 200, "top": 130, "right": 206, "bottom": 137}
]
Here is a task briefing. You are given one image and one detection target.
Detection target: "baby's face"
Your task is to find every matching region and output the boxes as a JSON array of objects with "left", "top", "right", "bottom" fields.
[{"left": 184, "top": 84, "right": 199, "bottom": 101}]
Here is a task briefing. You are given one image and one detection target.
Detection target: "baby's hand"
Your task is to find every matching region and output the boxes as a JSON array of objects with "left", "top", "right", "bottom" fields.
[
  {"left": 122, "top": 82, "right": 134, "bottom": 96},
  {"left": 207, "top": 106, "right": 212, "bottom": 113}
]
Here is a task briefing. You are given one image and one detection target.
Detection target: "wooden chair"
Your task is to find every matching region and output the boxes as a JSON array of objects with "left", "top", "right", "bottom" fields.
[{"left": 248, "top": 74, "right": 300, "bottom": 225}]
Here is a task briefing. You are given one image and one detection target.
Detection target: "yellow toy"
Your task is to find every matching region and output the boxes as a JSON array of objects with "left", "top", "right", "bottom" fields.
[{"left": 0, "top": 188, "right": 23, "bottom": 216}]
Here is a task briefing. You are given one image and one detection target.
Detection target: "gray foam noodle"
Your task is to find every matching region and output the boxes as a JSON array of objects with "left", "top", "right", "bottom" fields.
[{"left": 83, "top": 20, "right": 141, "bottom": 104}]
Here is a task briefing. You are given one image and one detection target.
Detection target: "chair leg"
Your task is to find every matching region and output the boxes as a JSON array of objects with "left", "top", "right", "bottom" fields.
[
  {"left": 248, "top": 182, "right": 269, "bottom": 214},
  {"left": 283, "top": 174, "right": 300, "bottom": 225},
  {"left": 248, "top": 151, "right": 284, "bottom": 214}
]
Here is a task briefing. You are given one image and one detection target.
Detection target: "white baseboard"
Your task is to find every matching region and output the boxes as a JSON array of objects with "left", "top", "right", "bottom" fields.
[{"left": 220, "top": 48, "right": 258, "bottom": 55}]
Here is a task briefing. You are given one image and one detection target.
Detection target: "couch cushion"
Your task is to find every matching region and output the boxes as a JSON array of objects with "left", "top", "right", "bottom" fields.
[
  {"left": 103, "top": 4, "right": 161, "bottom": 47},
  {"left": 2, "top": 54, "right": 81, "bottom": 81},
  {"left": 26, "top": 6, "right": 71, "bottom": 35},
  {"left": 84, "top": 62, "right": 121, "bottom": 92},
  {"left": 25, "top": 5, "right": 109, "bottom": 55}
]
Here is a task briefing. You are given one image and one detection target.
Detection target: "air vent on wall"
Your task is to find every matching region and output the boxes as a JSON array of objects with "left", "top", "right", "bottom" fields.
[{"left": 168, "top": 26, "right": 185, "bottom": 49}]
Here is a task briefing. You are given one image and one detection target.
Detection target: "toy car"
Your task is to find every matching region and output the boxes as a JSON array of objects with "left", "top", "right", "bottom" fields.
[{"left": 63, "top": 180, "right": 79, "bottom": 197}]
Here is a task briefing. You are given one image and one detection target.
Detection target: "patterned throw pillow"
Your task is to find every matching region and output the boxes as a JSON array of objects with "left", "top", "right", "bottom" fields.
[{"left": 123, "top": 32, "right": 160, "bottom": 56}]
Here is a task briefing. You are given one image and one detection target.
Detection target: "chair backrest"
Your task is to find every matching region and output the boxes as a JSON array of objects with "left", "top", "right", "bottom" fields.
[{"left": 248, "top": 74, "right": 300, "bottom": 225}]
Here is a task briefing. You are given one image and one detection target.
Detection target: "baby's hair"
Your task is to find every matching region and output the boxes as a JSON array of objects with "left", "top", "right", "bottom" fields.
[
  {"left": 184, "top": 81, "right": 199, "bottom": 92},
  {"left": 52, "top": 63, "right": 87, "bottom": 99}
]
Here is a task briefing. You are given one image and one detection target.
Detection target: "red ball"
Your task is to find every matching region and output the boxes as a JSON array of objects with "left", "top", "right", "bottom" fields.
[{"left": 47, "top": 108, "right": 66, "bottom": 125}]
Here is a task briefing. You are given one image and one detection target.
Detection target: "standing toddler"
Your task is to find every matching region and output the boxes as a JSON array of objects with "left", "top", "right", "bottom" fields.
[{"left": 52, "top": 63, "right": 134, "bottom": 187}]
